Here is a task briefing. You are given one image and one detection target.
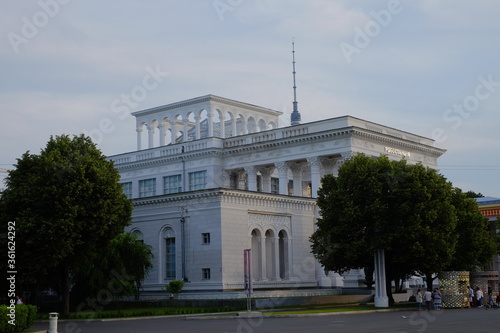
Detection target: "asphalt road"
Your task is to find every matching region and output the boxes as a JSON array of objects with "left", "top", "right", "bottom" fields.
[{"left": 31, "top": 308, "right": 500, "bottom": 333}]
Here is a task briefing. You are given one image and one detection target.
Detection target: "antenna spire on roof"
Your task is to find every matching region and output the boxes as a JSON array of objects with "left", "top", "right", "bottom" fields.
[{"left": 291, "top": 38, "right": 302, "bottom": 126}]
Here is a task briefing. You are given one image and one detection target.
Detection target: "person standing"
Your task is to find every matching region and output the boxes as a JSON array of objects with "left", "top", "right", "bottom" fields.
[
  {"left": 433, "top": 288, "right": 442, "bottom": 310},
  {"left": 476, "top": 287, "right": 484, "bottom": 307},
  {"left": 416, "top": 289, "right": 423, "bottom": 310},
  {"left": 425, "top": 289, "right": 433, "bottom": 310},
  {"left": 468, "top": 286, "right": 474, "bottom": 308}
]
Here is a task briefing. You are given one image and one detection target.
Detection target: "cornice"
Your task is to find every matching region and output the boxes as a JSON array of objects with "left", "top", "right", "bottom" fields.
[
  {"left": 132, "top": 94, "right": 282, "bottom": 118},
  {"left": 113, "top": 149, "right": 224, "bottom": 171},
  {"left": 221, "top": 129, "right": 354, "bottom": 155},
  {"left": 351, "top": 128, "right": 446, "bottom": 157},
  {"left": 133, "top": 188, "right": 317, "bottom": 211}
]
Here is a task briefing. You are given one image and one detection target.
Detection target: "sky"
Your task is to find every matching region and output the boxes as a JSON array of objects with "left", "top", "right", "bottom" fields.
[{"left": 1, "top": 0, "right": 499, "bottom": 197}]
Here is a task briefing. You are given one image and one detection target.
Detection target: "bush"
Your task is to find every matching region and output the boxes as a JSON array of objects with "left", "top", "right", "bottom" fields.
[
  {"left": 0, "top": 304, "right": 38, "bottom": 333},
  {"left": 166, "top": 280, "right": 184, "bottom": 295}
]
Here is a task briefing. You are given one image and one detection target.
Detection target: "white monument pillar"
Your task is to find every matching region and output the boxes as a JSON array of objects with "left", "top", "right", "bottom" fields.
[
  {"left": 158, "top": 123, "right": 166, "bottom": 146},
  {"left": 374, "top": 249, "right": 389, "bottom": 307},
  {"left": 245, "top": 166, "right": 258, "bottom": 192},
  {"left": 136, "top": 127, "right": 143, "bottom": 150},
  {"left": 182, "top": 119, "right": 189, "bottom": 142},
  {"left": 307, "top": 157, "right": 321, "bottom": 198},
  {"left": 289, "top": 163, "right": 303, "bottom": 196},
  {"left": 195, "top": 115, "right": 201, "bottom": 139},
  {"left": 147, "top": 124, "right": 155, "bottom": 148},
  {"left": 275, "top": 162, "right": 288, "bottom": 195}
]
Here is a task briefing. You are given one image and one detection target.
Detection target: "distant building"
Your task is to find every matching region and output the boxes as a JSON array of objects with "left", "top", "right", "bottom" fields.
[
  {"left": 108, "top": 94, "right": 445, "bottom": 293},
  {"left": 476, "top": 197, "right": 500, "bottom": 274}
]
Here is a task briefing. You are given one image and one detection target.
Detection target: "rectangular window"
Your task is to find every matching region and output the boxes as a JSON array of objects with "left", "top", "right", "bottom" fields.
[
  {"left": 202, "top": 268, "right": 211, "bottom": 280},
  {"left": 189, "top": 171, "right": 207, "bottom": 191},
  {"left": 164, "top": 175, "right": 182, "bottom": 194},
  {"left": 122, "top": 182, "right": 132, "bottom": 199},
  {"left": 166, "top": 237, "right": 176, "bottom": 279},
  {"left": 202, "top": 233, "right": 210, "bottom": 244},
  {"left": 271, "top": 177, "right": 279, "bottom": 194},
  {"left": 139, "top": 178, "right": 156, "bottom": 197}
]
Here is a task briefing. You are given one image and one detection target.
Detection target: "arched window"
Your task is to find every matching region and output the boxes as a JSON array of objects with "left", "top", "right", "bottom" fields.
[
  {"left": 279, "top": 230, "right": 289, "bottom": 280},
  {"left": 265, "top": 229, "right": 276, "bottom": 280},
  {"left": 131, "top": 229, "right": 144, "bottom": 244},
  {"left": 163, "top": 228, "right": 176, "bottom": 280},
  {"left": 251, "top": 229, "right": 262, "bottom": 280}
]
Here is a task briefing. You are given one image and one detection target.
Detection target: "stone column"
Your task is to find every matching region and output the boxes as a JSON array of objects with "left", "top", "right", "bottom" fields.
[
  {"left": 289, "top": 163, "right": 303, "bottom": 196},
  {"left": 374, "top": 249, "right": 389, "bottom": 307},
  {"left": 321, "top": 157, "right": 336, "bottom": 177},
  {"left": 170, "top": 121, "right": 177, "bottom": 144},
  {"left": 182, "top": 118, "right": 189, "bottom": 142},
  {"left": 260, "top": 167, "right": 274, "bottom": 193},
  {"left": 136, "top": 127, "right": 143, "bottom": 150},
  {"left": 274, "top": 161, "right": 289, "bottom": 195},
  {"left": 207, "top": 110, "right": 214, "bottom": 137},
  {"left": 158, "top": 123, "right": 166, "bottom": 146},
  {"left": 231, "top": 116, "right": 237, "bottom": 137},
  {"left": 307, "top": 157, "right": 322, "bottom": 198},
  {"left": 260, "top": 235, "right": 267, "bottom": 281},
  {"left": 245, "top": 166, "right": 258, "bottom": 192},
  {"left": 219, "top": 113, "right": 225, "bottom": 138},
  {"left": 273, "top": 237, "right": 281, "bottom": 281},
  {"left": 147, "top": 124, "right": 155, "bottom": 148},
  {"left": 241, "top": 118, "right": 248, "bottom": 135},
  {"left": 237, "top": 170, "right": 247, "bottom": 190},
  {"left": 195, "top": 115, "right": 201, "bottom": 139}
]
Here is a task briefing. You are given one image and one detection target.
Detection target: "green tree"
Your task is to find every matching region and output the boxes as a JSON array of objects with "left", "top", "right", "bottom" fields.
[
  {"left": 0, "top": 135, "right": 132, "bottom": 316},
  {"left": 446, "top": 188, "right": 496, "bottom": 271},
  {"left": 310, "top": 154, "right": 457, "bottom": 304},
  {"left": 464, "top": 190, "right": 484, "bottom": 198},
  {"left": 73, "top": 232, "right": 153, "bottom": 303}
]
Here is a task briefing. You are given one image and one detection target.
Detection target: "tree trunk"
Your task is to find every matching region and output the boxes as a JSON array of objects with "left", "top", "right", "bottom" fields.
[
  {"left": 385, "top": 275, "right": 395, "bottom": 306},
  {"left": 425, "top": 273, "right": 435, "bottom": 291},
  {"left": 61, "top": 265, "right": 71, "bottom": 317}
]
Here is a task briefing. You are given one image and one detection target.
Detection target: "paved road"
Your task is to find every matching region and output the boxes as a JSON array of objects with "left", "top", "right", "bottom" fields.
[{"left": 31, "top": 308, "right": 500, "bottom": 333}]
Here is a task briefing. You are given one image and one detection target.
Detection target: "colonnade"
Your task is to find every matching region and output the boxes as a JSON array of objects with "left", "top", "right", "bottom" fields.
[
  {"left": 135, "top": 110, "right": 278, "bottom": 150},
  {"left": 225, "top": 155, "right": 348, "bottom": 198}
]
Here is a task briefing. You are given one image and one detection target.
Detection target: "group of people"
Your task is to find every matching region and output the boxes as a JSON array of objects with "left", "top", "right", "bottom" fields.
[
  {"left": 415, "top": 288, "right": 442, "bottom": 310},
  {"left": 467, "top": 286, "right": 499, "bottom": 308},
  {"left": 416, "top": 286, "right": 500, "bottom": 310}
]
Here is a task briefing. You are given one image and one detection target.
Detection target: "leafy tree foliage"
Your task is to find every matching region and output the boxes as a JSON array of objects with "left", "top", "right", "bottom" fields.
[
  {"left": 464, "top": 191, "right": 484, "bottom": 198},
  {"left": 446, "top": 188, "right": 496, "bottom": 271},
  {"left": 311, "top": 154, "right": 459, "bottom": 304},
  {"left": 73, "top": 232, "right": 153, "bottom": 303},
  {"left": 0, "top": 135, "right": 132, "bottom": 316}
]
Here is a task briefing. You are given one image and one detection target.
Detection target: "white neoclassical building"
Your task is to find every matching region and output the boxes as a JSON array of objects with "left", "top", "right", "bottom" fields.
[{"left": 108, "top": 94, "right": 445, "bottom": 293}]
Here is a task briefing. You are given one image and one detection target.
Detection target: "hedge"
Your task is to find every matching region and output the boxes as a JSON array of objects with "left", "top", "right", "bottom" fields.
[{"left": 0, "top": 304, "right": 37, "bottom": 333}]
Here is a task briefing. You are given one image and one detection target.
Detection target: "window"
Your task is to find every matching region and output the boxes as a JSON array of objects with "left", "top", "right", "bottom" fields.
[
  {"left": 122, "top": 182, "right": 132, "bottom": 199},
  {"left": 202, "top": 233, "right": 210, "bottom": 244},
  {"left": 132, "top": 230, "right": 144, "bottom": 244},
  {"left": 271, "top": 177, "right": 279, "bottom": 194},
  {"left": 164, "top": 175, "right": 182, "bottom": 194},
  {"left": 189, "top": 171, "right": 207, "bottom": 191},
  {"left": 202, "top": 268, "right": 211, "bottom": 280},
  {"left": 139, "top": 178, "right": 156, "bottom": 197},
  {"left": 165, "top": 237, "right": 176, "bottom": 279}
]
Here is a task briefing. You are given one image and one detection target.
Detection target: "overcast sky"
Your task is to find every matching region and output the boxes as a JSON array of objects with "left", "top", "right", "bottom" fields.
[{"left": 1, "top": 0, "right": 499, "bottom": 197}]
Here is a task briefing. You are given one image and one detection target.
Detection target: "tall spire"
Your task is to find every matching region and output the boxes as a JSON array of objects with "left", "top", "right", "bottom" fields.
[{"left": 291, "top": 39, "right": 302, "bottom": 126}]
